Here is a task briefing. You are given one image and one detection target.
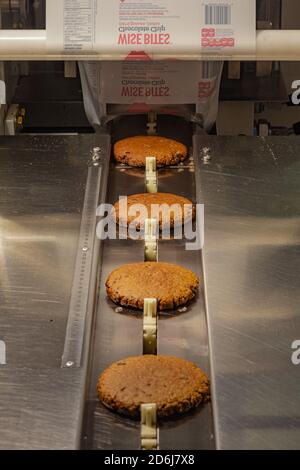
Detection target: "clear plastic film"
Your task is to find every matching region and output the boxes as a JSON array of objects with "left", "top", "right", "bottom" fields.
[{"left": 79, "top": 60, "right": 224, "bottom": 131}]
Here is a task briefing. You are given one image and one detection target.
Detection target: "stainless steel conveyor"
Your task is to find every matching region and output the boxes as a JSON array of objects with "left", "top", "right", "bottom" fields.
[{"left": 0, "top": 128, "right": 300, "bottom": 450}]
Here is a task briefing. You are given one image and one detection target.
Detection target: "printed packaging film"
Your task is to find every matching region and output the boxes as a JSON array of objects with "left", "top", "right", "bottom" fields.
[
  {"left": 49, "top": 1, "right": 255, "bottom": 130},
  {"left": 79, "top": 60, "right": 224, "bottom": 131},
  {"left": 47, "top": 0, "right": 256, "bottom": 57}
]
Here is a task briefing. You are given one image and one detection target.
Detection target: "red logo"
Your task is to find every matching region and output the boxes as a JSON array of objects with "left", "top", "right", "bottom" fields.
[
  {"left": 201, "top": 28, "right": 235, "bottom": 48},
  {"left": 198, "top": 81, "right": 212, "bottom": 98},
  {"left": 125, "top": 51, "right": 152, "bottom": 61},
  {"left": 202, "top": 37, "right": 235, "bottom": 48},
  {"left": 202, "top": 28, "right": 215, "bottom": 38}
]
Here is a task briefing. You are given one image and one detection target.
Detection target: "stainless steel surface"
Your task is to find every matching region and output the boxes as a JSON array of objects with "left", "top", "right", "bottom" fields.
[
  {"left": 0, "top": 134, "right": 110, "bottom": 449},
  {"left": 195, "top": 136, "right": 300, "bottom": 450},
  {"left": 82, "top": 156, "right": 215, "bottom": 449},
  {"left": 1, "top": 131, "right": 300, "bottom": 450}
]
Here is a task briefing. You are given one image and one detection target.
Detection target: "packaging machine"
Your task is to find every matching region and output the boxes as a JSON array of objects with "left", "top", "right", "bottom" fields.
[{"left": 0, "top": 0, "right": 300, "bottom": 451}]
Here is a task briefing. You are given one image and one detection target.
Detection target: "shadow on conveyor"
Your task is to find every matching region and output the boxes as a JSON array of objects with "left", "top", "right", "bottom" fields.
[{"left": 109, "top": 114, "right": 194, "bottom": 150}]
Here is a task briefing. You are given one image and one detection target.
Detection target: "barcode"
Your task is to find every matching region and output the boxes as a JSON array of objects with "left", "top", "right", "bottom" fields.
[{"left": 204, "top": 4, "right": 231, "bottom": 25}]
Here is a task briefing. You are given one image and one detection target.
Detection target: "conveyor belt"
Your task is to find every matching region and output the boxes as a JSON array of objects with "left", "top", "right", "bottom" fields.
[
  {"left": 81, "top": 116, "right": 215, "bottom": 450},
  {"left": 2, "top": 132, "right": 299, "bottom": 450}
]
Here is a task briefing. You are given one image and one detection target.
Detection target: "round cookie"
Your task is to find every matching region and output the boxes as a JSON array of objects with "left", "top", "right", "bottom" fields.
[
  {"left": 114, "top": 136, "right": 188, "bottom": 167},
  {"left": 97, "top": 355, "right": 210, "bottom": 418},
  {"left": 106, "top": 262, "right": 199, "bottom": 311},
  {"left": 113, "top": 193, "right": 195, "bottom": 230}
]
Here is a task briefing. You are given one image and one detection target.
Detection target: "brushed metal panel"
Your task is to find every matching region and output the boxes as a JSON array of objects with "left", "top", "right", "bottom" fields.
[
  {"left": 0, "top": 367, "right": 85, "bottom": 450},
  {"left": 0, "top": 134, "right": 110, "bottom": 449},
  {"left": 2, "top": 132, "right": 299, "bottom": 450},
  {"left": 0, "top": 136, "right": 91, "bottom": 369},
  {"left": 195, "top": 136, "right": 300, "bottom": 450}
]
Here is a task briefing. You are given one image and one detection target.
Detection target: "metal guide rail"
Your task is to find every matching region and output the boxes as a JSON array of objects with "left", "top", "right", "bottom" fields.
[
  {"left": 81, "top": 116, "right": 215, "bottom": 450},
  {"left": 62, "top": 164, "right": 103, "bottom": 369}
]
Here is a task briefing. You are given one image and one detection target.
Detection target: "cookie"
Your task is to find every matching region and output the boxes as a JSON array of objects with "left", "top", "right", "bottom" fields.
[
  {"left": 114, "top": 136, "right": 188, "bottom": 167},
  {"left": 113, "top": 193, "right": 195, "bottom": 230},
  {"left": 97, "top": 355, "right": 210, "bottom": 418},
  {"left": 106, "top": 262, "right": 199, "bottom": 311}
]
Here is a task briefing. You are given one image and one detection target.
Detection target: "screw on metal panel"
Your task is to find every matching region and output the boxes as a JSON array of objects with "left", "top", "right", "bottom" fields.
[
  {"left": 177, "top": 306, "right": 188, "bottom": 313},
  {"left": 82, "top": 247, "right": 89, "bottom": 252},
  {"left": 66, "top": 361, "right": 74, "bottom": 368},
  {"left": 91, "top": 147, "right": 101, "bottom": 162},
  {"left": 202, "top": 147, "right": 212, "bottom": 164}
]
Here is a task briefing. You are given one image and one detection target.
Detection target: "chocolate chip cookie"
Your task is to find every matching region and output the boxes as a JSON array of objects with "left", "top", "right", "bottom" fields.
[{"left": 97, "top": 355, "right": 210, "bottom": 418}]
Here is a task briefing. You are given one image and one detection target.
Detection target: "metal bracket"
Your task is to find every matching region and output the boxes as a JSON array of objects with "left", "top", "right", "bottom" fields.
[
  {"left": 64, "top": 61, "right": 77, "bottom": 78},
  {"left": 143, "top": 298, "right": 157, "bottom": 355},
  {"left": 145, "top": 156, "right": 158, "bottom": 193},
  {"left": 147, "top": 111, "right": 157, "bottom": 136},
  {"left": 144, "top": 218, "right": 158, "bottom": 262},
  {"left": 0, "top": 80, "right": 5, "bottom": 105},
  {"left": 141, "top": 403, "right": 159, "bottom": 450},
  {"left": 4, "top": 104, "right": 25, "bottom": 135}
]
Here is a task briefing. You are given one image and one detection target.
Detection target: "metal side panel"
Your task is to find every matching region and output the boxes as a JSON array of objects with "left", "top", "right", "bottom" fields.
[
  {"left": 0, "top": 134, "right": 110, "bottom": 449},
  {"left": 194, "top": 136, "right": 300, "bottom": 450}
]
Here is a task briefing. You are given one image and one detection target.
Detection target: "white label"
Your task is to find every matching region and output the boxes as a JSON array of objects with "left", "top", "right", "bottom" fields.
[
  {"left": 64, "top": 0, "right": 95, "bottom": 51},
  {"left": 0, "top": 80, "right": 5, "bottom": 105},
  {"left": 47, "top": 0, "right": 100, "bottom": 52}
]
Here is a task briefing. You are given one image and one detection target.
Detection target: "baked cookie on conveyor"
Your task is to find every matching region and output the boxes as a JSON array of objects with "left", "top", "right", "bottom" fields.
[
  {"left": 113, "top": 192, "right": 195, "bottom": 230},
  {"left": 97, "top": 355, "right": 210, "bottom": 418},
  {"left": 106, "top": 262, "right": 199, "bottom": 311},
  {"left": 114, "top": 136, "right": 188, "bottom": 167}
]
